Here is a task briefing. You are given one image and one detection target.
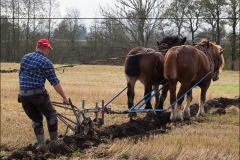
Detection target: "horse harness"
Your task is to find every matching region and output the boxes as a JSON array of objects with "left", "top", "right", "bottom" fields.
[
  {"left": 156, "top": 43, "right": 170, "bottom": 56},
  {"left": 132, "top": 47, "right": 166, "bottom": 56},
  {"left": 124, "top": 43, "right": 169, "bottom": 59},
  {"left": 195, "top": 43, "right": 221, "bottom": 77}
]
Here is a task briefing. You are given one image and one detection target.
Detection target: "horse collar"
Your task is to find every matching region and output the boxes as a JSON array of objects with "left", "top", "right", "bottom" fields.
[
  {"left": 204, "top": 49, "right": 220, "bottom": 74},
  {"left": 196, "top": 46, "right": 216, "bottom": 72}
]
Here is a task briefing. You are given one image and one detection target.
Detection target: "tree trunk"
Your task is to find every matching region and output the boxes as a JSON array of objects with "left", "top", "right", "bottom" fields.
[
  {"left": 26, "top": 0, "right": 31, "bottom": 54},
  {"left": 48, "top": 0, "right": 52, "bottom": 40},
  {"left": 230, "top": 6, "right": 237, "bottom": 70},
  {"left": 12, "top": 0, "right": 15, "bottom": 61},
  {"left": 216, "top": 3, "right": 220, "bottom": 44}
]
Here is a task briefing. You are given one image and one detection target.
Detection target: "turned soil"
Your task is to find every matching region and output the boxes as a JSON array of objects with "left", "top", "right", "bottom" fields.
[{"left": 1, "top": 97, "right": 239, "bottom": 160}]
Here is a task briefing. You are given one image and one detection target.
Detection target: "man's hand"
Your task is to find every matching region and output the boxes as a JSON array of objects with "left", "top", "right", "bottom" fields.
[
  {"left": 53, "top": 82, "right": 69, "bottom": 105},
  {"left": 63, "top": 97, "right": 69, "bottom": 104}
]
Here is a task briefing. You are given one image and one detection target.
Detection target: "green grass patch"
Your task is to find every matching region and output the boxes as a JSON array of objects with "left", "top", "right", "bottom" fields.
[
  {"left": 122, "top": 152, "right": 130, "bottom": 159},
  {"left": 209, "top": 83, "right": 239, "bottom": 95},
  {"left": 205, "top": 114, "right": 239, "bottom": 125}
]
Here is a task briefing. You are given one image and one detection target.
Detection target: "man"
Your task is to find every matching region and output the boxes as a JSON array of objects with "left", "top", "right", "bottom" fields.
[{"left": 19, "top": 38, "right": 69, "bottom": 148}]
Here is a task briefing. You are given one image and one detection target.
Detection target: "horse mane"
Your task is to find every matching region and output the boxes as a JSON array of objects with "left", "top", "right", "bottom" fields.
[
  {"left": 200, "top": 39, "right": 225, "bottom": 71},
  {"left": 159, "top": 35, "right": 180, "bottom": 44}
]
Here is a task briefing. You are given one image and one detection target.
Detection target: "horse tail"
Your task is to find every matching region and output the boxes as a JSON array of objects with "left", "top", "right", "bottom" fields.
[
  {"left": 164, "top": 50, "right": 178, "bottom": 79},
  {"left": 125, "top": 51, "right": 140, "bottom": 77}
]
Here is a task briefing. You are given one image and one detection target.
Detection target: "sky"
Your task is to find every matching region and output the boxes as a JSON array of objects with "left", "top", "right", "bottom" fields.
[{"left": 59, "top": 0, "right": 113, "bottom": 28}]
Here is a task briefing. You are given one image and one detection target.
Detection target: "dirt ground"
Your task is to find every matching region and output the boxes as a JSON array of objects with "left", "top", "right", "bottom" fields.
[{"left": 1, "top": 96, "right": 239, "bottom": 160}]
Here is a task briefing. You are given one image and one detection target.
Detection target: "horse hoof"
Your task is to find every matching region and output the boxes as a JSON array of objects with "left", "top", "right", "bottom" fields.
[
  {"left": 183, "top": 115, "right": 191, "bottom": 120},
  {"left": 177, "top": 118, "right": 184, "bottom": 122},
  {"left": 170, "top": 117, "right": 184, "bottom": 122},
  {"left": 196, "top": 113, "right": 204, "bottom": 117},
  {"left": 128, "top": 112, "right": 137, "bottom": 118},
  {"left": 183, "top": 110, "right": 191, "bottom": 118}
]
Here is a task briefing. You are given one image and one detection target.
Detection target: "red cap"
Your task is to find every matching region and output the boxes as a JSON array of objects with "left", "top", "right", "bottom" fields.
[{"left": 36, "top": 39, "right": 53, "bottom": 50}]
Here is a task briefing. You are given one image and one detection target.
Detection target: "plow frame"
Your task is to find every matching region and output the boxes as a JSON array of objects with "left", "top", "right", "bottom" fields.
[
  {"left": 52, "top": 99, "right": 109, "bottom": 136},
  {"left": 53, "top": 71, "right": 211, "bottom": 135}
]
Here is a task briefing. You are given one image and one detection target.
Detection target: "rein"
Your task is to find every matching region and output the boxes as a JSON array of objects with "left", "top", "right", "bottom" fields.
[{"left": 19, "top": 64, "right": 78, "bottom": 77}]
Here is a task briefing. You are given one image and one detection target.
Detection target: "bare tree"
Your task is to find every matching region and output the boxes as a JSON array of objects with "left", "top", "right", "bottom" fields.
[
  {"left": 87, "top": 18, "right": 131, "bottom": 62},
  {"left": 46, "top": 0, "right": 60, "bottom": 40},
  {"left": 1, "top": 0, "right": 11, "bottom": 61},
  {"left": 99, "top": 0, "right": 166, "bottom": 47},
  {"left": 11, "top": 0, "right": 16, "bottom": 61},
  {"left": 201, "top": 0, "right": 228, "bottom": 44},
  {"left": 24, "top": 0, "right": 32, "bottom": 53},
  {"left": 162, "top": 0, "right": 187, "bottom": 37},
  {"left": 65, "top": 7, "right": 82, "bottom": 49},
  {"left": 184, "top": 0, "right": 204, "bottom": 41},
  {"left": 227, "top": 0, "right": 239, "bottom": 70},
  {"left": 51, "top": 7, "right": 84, "bottom": 63}
]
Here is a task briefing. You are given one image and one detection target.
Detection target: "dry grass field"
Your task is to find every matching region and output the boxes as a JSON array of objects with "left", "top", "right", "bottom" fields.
[{"left": 0, "top": 63, "right": 239, "bottom": 160}]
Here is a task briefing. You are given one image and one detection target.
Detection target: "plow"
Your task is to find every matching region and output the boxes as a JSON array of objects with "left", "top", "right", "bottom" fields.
[
  {"left": 1, "top": 57, "right": 214, "bottom": 136},
  {"left": 52, "top": 71, "right": 212, "bottom": 136}
]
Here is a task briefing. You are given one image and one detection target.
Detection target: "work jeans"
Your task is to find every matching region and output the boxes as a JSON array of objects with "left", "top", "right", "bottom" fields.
[{"left": 20, "top": 90, "right": 58, "bottom": 136}]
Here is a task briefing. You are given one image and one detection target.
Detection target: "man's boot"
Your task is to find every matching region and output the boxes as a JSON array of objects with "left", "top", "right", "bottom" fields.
[
  {"left": 49, "top": 130, "right": 58, "bottom": 143},
  {"left": 49, "top": 130, "right": 63, "bottom": 151},
  {"left": 36, "top": 134, "right": 45, "bottom": 148}
]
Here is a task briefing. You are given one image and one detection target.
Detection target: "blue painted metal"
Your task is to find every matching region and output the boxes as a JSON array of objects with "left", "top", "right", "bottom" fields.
[
  {"left": 136, "top": 82, "right": 168, "bottom": 109},
  {"left": 55, "top": 71, "right": 212, "bottom": 133},
  {"left": 123, "top": 108, "right": 165, "bottom": 113},
  {"left": 123, "top": 71, "right": 212, "bottom": 113},
  {"left": 163, "top": 71, "right": 212, "bottom": 111},
  {"left": 129, "top": 79, "right": 166, "bottom": 110},
  {"left": 104, "top": 86, "right": 128, "bottom": 108}
]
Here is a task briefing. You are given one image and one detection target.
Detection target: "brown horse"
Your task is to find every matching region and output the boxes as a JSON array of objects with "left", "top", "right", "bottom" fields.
[
  {"left": 164, "top": 39, "right": 224, "bottom": 121},
  {"left": 125, "top": 36, "right": 186, "bottom": 117}
]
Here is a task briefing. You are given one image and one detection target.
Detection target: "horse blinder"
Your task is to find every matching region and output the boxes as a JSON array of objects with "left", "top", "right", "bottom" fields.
[
  {"left": 212, "top": 49, "right": 224, "bottom": 81},
  {"left": 200, "top": 41, "right": 209, "bottom": 49},
  {"left": 207, "top": 41, "right": 209, "bottom": 49}
]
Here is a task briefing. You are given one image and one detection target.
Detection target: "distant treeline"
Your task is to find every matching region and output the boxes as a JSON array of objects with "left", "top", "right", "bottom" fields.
[{"left": 1, "top": 0, "right": 239, "bottom": 70}]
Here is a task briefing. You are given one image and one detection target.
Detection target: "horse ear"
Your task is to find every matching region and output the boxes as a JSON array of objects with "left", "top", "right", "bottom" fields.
[
  {"left": 220, "top": 49, "right": 224, "bottom": 54},
  {"left": 157, "top": 41, "right": 160, "bottom": 46},
  {"left": 207, "top": 41, "right": 210, "bottom": 48},
  {"left": 182, "top": 37, "right": 187, "bottom": 44}
]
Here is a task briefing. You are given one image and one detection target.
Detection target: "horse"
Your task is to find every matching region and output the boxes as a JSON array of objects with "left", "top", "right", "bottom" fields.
[
  {"left": 156, "top": 36, "right": 186, "bottom": 52},
  {"left": 124, "top": 36, "right": 186, "bottom": 118},
  {"left": 164, "top": 39, "right": 225, "bottom": 122}
]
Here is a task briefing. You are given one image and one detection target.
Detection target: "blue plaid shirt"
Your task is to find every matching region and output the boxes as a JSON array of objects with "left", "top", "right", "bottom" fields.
[{"left": 19, "top": 51, "right": 60, "bottom": 89}]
